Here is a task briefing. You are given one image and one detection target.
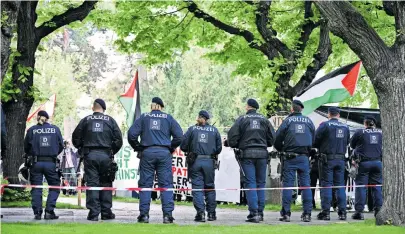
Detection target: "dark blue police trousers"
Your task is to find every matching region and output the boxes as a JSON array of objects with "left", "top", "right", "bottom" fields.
[
  {"left": 30, "top": 161, "right": 60, "bottom": 214},
  {"left": 240, "top": 158, "right": 267, "bottom": 214},
  {"left": 281, "top": 155, "right": 312, "bottom": 215},
  {"left": 355, "top": 160, "right": 382, "bottom": 212},
  {"left": 138, "top": 148, "right": 174, "bottom": 216},
  {"left": 320, "top": 159, "right": 346, "bottom": 213},
  {"left": 84, "top": 150, "right": 112, "bottom": 218},
  {"left": 191, "top": 157, "right": 216, "bottom": 214}
]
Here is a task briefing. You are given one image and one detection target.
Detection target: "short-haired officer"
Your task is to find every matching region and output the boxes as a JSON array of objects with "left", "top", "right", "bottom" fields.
[
  {"left": 128, "top": 97, "right": 183, "bottom": 224},
  {"left": 313, "top": 107, "right": 350, "bottom": 220},
  {"left": 227, "top": 99, "right": 275, "bottom": 223},
  {"left": 350, "top": 115, "right": 382, "bottom": 220},
  {"left": 24, "top": 110, "right": 64, "bottom": 220},
  {"left": 274, "top": 100, "right": 315, "bottom": 222},
  {"left": 72, "top": 99, "right": 123, "bottom": 221},
  {"left": 180, "top": 110, "right": 222, "bottom": 222}
]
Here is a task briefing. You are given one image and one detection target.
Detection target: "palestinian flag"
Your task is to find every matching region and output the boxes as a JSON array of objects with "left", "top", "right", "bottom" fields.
[
  {"left": 295, "top": 61, "right": 362, "bottom": 115},
  {"left": 119, "top": 71, "right": 141, "bottom": 127}
]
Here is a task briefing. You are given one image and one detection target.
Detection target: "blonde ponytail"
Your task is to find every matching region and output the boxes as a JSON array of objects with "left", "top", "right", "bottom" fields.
[{"left": 37, "top": 116, "right": 47, "bottom": 125}]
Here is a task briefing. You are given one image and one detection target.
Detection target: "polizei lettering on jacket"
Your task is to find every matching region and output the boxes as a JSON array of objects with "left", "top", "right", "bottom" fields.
[
  {"left": 243, "top": 114, "right": 265, "bottom": 119},
  {"left": 33, "top": 128, "right": 56, "bottom": 134},
  {"left": 144, "top": 113, "right": 168, "bottom": 118},
  {"left": 363, "top": 128, "right": 382, "bottom": 134},
  {"left": 87, "top": 115, "right": 110, "bottom": 121},
  {"left": 288, "top": 116, "right": 310, "bottom": 123},
  {"left": 192, "top": 126, "right": 215, "bottom": 132},
  {"left": 328, "top": 121, "right": 347, "bottom": 127}
]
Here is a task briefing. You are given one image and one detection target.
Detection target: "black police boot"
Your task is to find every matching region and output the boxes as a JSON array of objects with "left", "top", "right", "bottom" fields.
[
  {"left": 34, "top": 212, "right": 42, "bottom": 220},
  {"left": 194, "top": 212, "right": 206, "bottom": 222},
  {"left": 258, "top": 212, "right": 264, "bottom": 222},
  {"left": 207, "top": 212, "right": 217, "bottom": 221},
  {"left": 44, "top": 210, "right": 59, "bottom": 220},
  {"left": 137, "top": 214, "right": 149, "bottom": 223},
  {"left": 246, "top": 212, "right": 260, "bottom": 223},
  {"left": 101, "top": 213, "right": 116, "bottom": 220},
  {"left": 338, "top": 211, "right": 347, "bottom": 221},
  {"left": 374, "top": 207, "right": 381, "bottom": 218},
  {"left": 317, "top": 211, "right": 330, "bottom": 221},
  {"left": 163, "top": 214, "right": 175, "bottom": 224},
  {"left": 352, "top": 212, "right": 364, "bottom": 220},
  {"left": 301, "top": 213, "right": 311, "bottom": 222},
  {"left": 87, "top": 215, "right": 98, "bottom": 222},
  {"left": 278, "top": 215, "right": 290, "bottom": 222}
]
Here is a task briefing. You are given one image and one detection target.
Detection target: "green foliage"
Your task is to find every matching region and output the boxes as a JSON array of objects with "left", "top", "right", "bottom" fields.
[
  {"left": 1, "top": 188, "right": 31, "bottom": 202},
  {"left": 89, "top": 0, "right": 396, "bottom": 110},
  {"left": 138, "top": 47, "right": 258, "bottom": 132},
  {"left": 32, "top": 46, "right": 85, "bottom": 129}
]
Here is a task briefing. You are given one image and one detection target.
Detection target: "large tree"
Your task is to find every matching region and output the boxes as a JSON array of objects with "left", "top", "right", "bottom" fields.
[
  {"left": 315, "top": 1, "right": 405, "bottom": 226},
  {"left": 2, "top": 0, "right": 97, "bottom": 184}
]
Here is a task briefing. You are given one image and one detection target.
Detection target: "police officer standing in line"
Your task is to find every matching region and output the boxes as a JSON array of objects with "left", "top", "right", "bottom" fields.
[
  {"left": 128, "top": 97, "right": 183, "bottom": 224},
  {"left": 313, "top": 107, "right": 350, "bottom": 221},
  {"left": 274, "top": 100, "right": 315, "bottom": 222},
  {"left": 180, "top": 110, "right": 222, "bottom": 222},
  {"left": 24, "top": 110, "right": 64, "bottom": 220},
  {"left": 226, "top": 99, "right": 275, "bottom": 223},
  {"left": 350, "top": 116, "right": 383, "bottom": 220},
  {"left": 72, "top": 99, "right": 123, "bottom": 221}
]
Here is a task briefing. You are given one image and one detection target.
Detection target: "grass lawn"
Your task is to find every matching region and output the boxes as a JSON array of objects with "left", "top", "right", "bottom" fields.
[
  {"left": 1, "top": 220, "right": 404, "bottom": 234},
  {"left": 112, "top": 196, "right": 305, "bottom": 211},
  {"left": 1, "top": 201, "right": 83, "bottom": 209}
]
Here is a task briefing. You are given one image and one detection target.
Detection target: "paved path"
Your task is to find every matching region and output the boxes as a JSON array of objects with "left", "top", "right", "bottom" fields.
[{"left": 1, "top": 198, "right": 374, "bottom": 225}]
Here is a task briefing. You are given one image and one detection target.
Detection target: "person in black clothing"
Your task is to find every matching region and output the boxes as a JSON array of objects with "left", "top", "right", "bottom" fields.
[{"left": 72, "top": 99, "right": 123, "bottom": 221}]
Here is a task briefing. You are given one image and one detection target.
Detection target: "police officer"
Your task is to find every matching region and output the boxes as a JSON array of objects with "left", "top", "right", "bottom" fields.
[
  {"left": 24, "top": 110, "right": 64, "bottom": 220},
  {"left": 313, "top": 107, "right": 350, "bottom": 220},
  {"left": 180, "top": 110, "right": 222, "bottom": 222},
  {"left": 72, "top": 99, "right": 123, "bottom": 221},
  {"left": 227, "top": 99, "right": 275, "bottom": 223},
  {"left": 128, "top": 97, "right": 183, "bottom": 224},
  {"left": 274, "top": 100, "right": 314, "bottom": 222},
  {"left": 350, "top": 116, "right": 382, "bottom": 220}
]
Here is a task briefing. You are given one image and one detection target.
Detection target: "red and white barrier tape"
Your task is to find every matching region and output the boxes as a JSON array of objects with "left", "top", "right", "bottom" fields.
[{"left": 0, "top": 184, "right": 382, "bottom": 192}]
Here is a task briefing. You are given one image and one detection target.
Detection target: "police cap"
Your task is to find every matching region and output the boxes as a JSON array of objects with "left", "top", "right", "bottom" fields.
[
  {"left": 37, "top": 110, "right": 49, "bottom": 119},
  {"left": 292, "top": 99, "right": 304, "bottom": 109},
  {"left": 364, "top": 115, "right": 377, "bottom": 123},
  {"left": 152, "top": 97, "right": 164, "bottom": 107},
  {"left": 247, "top": 99, "right": 259, "bottom": 109},
  {"left": 198, "top": 110, "right": 210, "bottom": 120},
  {"left": 328, "top": 107, "right": 340, "bottom": 115},
  {"left": 95, "top": 98, "right": 106, "bottom": 110}
]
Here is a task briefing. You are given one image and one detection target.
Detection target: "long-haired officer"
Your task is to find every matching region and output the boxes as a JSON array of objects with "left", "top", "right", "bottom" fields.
[
  {"left": 180, "top": 110, "right": 222, "bottom": 222},
  {"left": 128, "top": 97, "right": 183, "bottom": 224},
  {"left": 24, "top": 110, "right": 63, "bottom": 220},
  {"left": 350, "top": 115, "right": 383, "bottom": 220}
]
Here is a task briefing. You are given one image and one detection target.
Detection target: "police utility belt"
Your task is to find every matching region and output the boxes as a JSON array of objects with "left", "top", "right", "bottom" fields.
[
  {"left": 270, "top": 152, "right": 303, "bottom": 160},
  {"left": 320, "top": 153, "right": 345, "bottom": 161},
  {"left": 35, "top": 156, "right": 57, "bottom": 163}
]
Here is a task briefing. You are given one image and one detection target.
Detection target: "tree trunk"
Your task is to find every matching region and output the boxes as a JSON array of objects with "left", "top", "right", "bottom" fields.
[
  {"left": 2, "top": 2, "right": 37, "bottom": 184},
  {"left": 1, "top": 1, "right": 20, "bottom": 82},
  {"left": 375, "top": 67, "right": 405, "bottom": 226}
]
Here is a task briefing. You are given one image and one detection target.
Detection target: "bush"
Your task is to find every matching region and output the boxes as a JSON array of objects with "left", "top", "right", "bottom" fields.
[{"left": 1, "top": 178, "right": 31, "bottom": 202}]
